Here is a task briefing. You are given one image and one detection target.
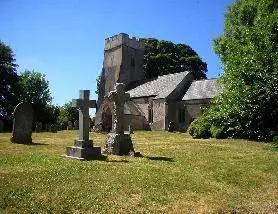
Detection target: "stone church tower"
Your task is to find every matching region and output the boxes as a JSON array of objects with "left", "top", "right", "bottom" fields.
[
  {"left": 95, "top": 33, "right": 145, "bottom": 131},
  {"left": 98, "top": 33, "right": 145, "bottom": 104}
]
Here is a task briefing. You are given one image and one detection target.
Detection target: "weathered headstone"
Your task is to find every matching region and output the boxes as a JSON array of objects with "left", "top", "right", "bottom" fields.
[
  {"left": 168, "top": 121, "right": 175, "bottom": 132},
  {"left": 50, "top": 124, "right": 57, "bottom": 133},
  {"left": 74, "top": 120, "right": 78, "bottom": 130},
  {"left": 67, "top": 121, "right": 73, "bottom": 130},
  {"left": 10, "top": 103, "right": 33, "bottom": 144},
  {"left": 35, "top": 122, "right": 43, "bottom": 132},
  {"left": 45, "top": 124, "right": 50, "bottom": 132},
  {"left": 103, "top": 83, "right": 139, "bottom": 156},
  {"left": 59, "top": 123, "right": 63, "bottom": 131},
  {"left": 128, "top": 124, "right": 134, "bottom": 134},
  {"left": 65, "top": 90, "right": 101, "bottom": 160},
  {"left": 0, "top": 119, "right": 4, "bottom": 132}
]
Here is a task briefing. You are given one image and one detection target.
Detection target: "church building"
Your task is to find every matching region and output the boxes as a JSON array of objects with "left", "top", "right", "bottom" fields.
[{"left": 95, "top": 33, "right": 219, "bottom": 131}]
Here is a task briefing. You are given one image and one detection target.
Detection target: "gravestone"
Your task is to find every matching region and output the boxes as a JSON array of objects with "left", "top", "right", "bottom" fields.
[
  {"left": 35, "top": 122, "right": 43, "bottom": 132},
  {"left": 61, "top": 123, "right": 66, "bottom": 130},
  {"left": 74, "top": 120, "right": 78, "bottom": 130},
  {"left": 50, "top": 124, "right": 57, "bottom": 133},
  {"left": 168, "top": 121, "right": 175, "bottom": 132},
  {"left": 65, "top": 90, "right": 101, "bottom": 160},
  {"left": 10, "top": 103, "right": 33, "bottom": 144},
  {"left": 103, "top": 83, "right": 139, "bottom": 156},
  {"left": 0, "top": 119, "right": 3, "bottom": 132},
  {"left": 128, "top": 124, "right": 134, "bottom": 134},
  {"left": 67, "top": 121, "right": 73, "bottom": 130},
  {"left": 45, "top": 124, "right": 49, "bottom": 132}
]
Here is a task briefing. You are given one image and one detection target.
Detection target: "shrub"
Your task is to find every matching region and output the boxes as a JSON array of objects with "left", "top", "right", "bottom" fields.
[
  {"left": 210, "top": 125, "right": 226, "bottom": 139},
  {"left": 188, "top": 116, "right": 211, "bottom": 139}
]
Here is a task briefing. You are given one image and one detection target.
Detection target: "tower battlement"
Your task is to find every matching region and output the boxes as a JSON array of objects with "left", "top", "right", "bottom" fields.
[{"left": 105, "top": 33, "right": 144, "bottom": 50}]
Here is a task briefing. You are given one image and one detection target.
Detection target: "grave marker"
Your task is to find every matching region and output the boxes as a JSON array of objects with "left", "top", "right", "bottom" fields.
[
  {"left": 65, "top": 90, "right": 101, "bottom": 160},
  {"left": 103, "top": 83, "right": 139, "bottom": 155},
  {"left": 10, "top": 103, "right": 33, "bottom": 144}
]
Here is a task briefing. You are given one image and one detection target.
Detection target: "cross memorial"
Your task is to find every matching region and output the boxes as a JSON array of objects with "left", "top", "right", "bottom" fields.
[
  {"left": 72, "top": 90, "right": 96, "bottom": 145},
  {"left": 107, "top": 83, "right": 130, "bottom": 134},
  {"left": 103, "top": 83, "right": 140, "bottom": 156},
  {"left": 65, "top": 90, "right": 101, "bottom": 160}
]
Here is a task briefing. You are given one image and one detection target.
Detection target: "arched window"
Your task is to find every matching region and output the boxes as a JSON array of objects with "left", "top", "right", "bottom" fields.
[
  {"left": 178, "top": 107, "right": 185, "bottom": 123},
  {"left": 148, "top": 108, "right": 153, "bottom": 123}
]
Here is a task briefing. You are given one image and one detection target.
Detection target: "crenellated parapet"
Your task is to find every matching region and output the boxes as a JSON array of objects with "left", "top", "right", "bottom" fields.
[{"left": 105, "top": 33, "right": 144, "bottom": 50}]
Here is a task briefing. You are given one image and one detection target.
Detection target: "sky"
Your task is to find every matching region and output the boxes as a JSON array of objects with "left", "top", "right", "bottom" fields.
[{"left": 0, "top": 0, "right": 234, "bottom": 110}]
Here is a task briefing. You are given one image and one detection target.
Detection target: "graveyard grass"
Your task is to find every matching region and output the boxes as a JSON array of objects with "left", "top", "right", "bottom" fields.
[{"left": 1, "top": 131, "right": 278, "bottom": 214}]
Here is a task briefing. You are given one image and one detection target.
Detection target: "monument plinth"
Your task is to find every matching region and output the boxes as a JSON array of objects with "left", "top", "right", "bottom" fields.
[
  {"left": 65, "top": 90, "right": 101, "bottom": 160},
  {"left": 103, "top": 83, "right": 139, "bottom": 156}
]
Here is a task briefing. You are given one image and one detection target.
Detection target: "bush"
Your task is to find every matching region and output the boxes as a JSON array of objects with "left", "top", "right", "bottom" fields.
[
  {"left": 188, "top": 116, "right": 211, "bottom": 139},
  {"left": 210, "top": 125, "right": 226, "bottom": 139}
]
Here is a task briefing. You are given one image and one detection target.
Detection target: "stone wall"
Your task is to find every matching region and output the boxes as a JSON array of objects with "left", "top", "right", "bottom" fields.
[
  {"left": 151, "top": 99, "right": 166, "bottom": 130},
  {"left": 131, "top": 97, "right": 152, "bottom": 118},
  {"left": 124, "top": 114, "right": 148, "bottom": 130},
  {"left": 178, "top": 99, "right": 212, "bottom": 131},
  {"left": 130, "top": 97, "right": 168, "bottom": 131}
]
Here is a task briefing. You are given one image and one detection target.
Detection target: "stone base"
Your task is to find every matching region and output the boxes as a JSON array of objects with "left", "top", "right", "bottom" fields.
[
  {"left": 103, "top": 133, "right": 135, "bottom": 155},
  {"left": 65, "top": 139, "right": 101, "bottom": 160},
  {"left": 10, "top": 134, "right": 32, "bottom": 144}
]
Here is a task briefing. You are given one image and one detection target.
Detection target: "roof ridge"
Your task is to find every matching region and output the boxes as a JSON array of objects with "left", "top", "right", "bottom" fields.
[
  {"left": 157, "top": 71, "right": 189, "bottom": 78},
  {"left": 192, "top": 78, "right": 218, "bottom": 82}
]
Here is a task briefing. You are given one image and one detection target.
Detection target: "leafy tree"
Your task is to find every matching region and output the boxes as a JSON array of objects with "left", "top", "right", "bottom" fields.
[
  {"left": 0, "top": 41, "right": 19, "bottom": 118},
  {"left": 57, "top": 101, "right": 78, "bottom": 126},
  {"left": 95, "top": 74, "right": 101, "bottom": 95},
  {"left": 32, "top": 104, "right": 60, "bottom": 125},
  {"left": 17, "top": 70, "right": 56, "bottom": 125},
  {"left": 140, "top": 38, "right": 207, "bottom": 79},
  {"left": 189, "top": 0, "right": 278, "bottom": 140},
  {"left": 18, "top": 70, "right": 52, "bottom": 105}
]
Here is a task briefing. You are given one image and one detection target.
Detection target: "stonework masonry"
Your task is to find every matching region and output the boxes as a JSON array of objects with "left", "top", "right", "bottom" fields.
[
  {"left": 98, "top": 33, "right": 145, "bottom": 104},
  {"left": 105, "top": 33, "right": 144, "bottom": 51}
]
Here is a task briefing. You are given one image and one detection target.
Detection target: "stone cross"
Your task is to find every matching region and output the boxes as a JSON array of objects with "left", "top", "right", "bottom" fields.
[
  {"left": 107, "top": 83, "right": 130, "bottom": 134},
  {"left": 72, "top": 90, "right": 96, "bottom": 142}
]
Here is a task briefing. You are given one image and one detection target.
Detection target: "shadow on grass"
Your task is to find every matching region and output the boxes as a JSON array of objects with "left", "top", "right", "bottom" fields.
[
  {"left": 84, "top": 155, "right": 129, "bottom": 163},
  {"left": 29, "top": 142, "right": 49, "bottom": 146},
  {"left": 106, "top": 159, "right": 129, "bottom": 163},
  {"left": 84, "top": 155, "right": 108, "bottom": 161},
  {"left": 10, "top": 140, "right": 48, "bottom": 146},
  {"left": 146, "top": 156, "right": 175, "bottom": 162}
]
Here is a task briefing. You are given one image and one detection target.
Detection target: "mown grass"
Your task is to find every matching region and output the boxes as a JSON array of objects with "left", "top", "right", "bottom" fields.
[{"left": 0, "top": 131, "right": 278, "bottom": 213}]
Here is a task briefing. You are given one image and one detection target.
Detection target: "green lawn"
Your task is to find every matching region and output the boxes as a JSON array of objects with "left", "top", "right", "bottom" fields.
[{"left": 0, "top": 131, "right": 278, "bottom": 213}]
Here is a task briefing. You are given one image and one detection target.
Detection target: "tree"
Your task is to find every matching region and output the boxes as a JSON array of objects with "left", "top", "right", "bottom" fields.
[
  {"left": 32, "top": 104, "right": 60, "bottom": 125},
  {"left": 18, "top": 70, "right": 52, "bottom": 105},
  {"left": 189, "top": 0, "right": 278, "bottom": 140},
  {"left": 0, "top": 41, "right": 19, "bottom": 118},
  {"left": 57, "top": 101, "right": 79, "bottom": 126},
  {"left": 140, "top": 38, "right": 207, "bottom": 79}
]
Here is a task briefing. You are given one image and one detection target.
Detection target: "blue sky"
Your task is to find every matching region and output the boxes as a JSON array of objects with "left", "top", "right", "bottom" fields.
[{"left": 0, "top": 0, "right": 234, "bottom": 109}]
